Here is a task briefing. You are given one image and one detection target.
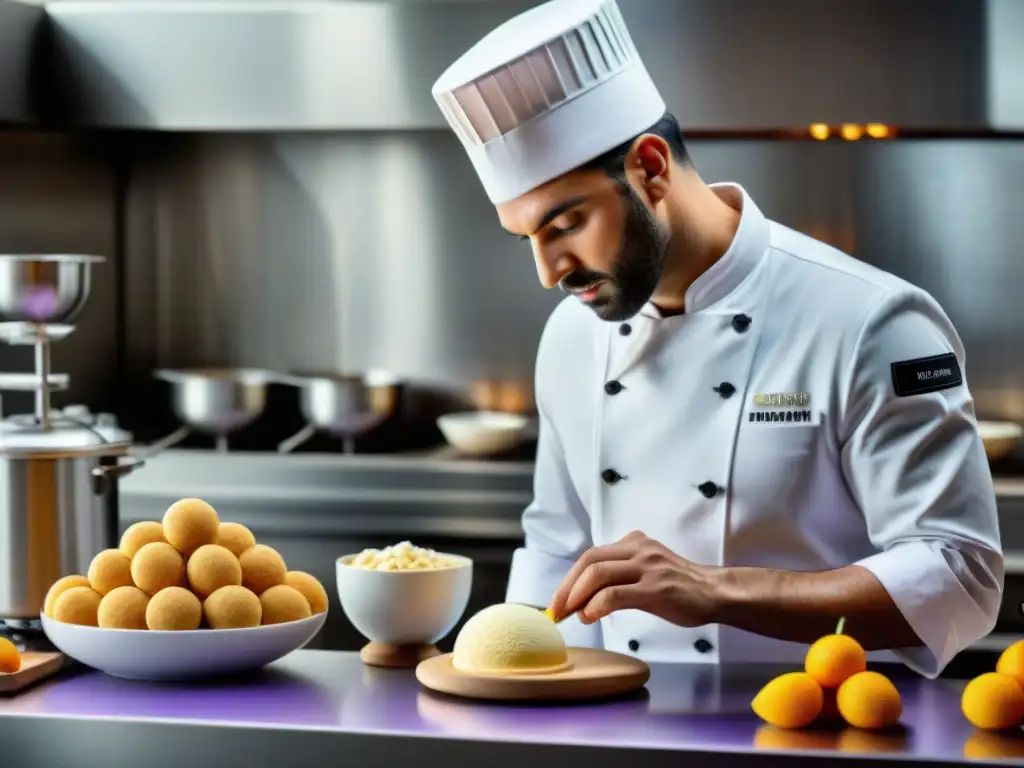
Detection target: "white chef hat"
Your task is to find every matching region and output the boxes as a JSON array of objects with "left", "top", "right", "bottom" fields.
[{"left": 432, "top": 0, "right": 666, "bottom": 204}]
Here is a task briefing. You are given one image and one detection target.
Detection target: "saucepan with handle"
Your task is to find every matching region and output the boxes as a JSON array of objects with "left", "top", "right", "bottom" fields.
[
  {"left": 152, "top": 368, "right": 275, "bottom": 453},
  {"left": 275, "top": 369, "right": 402, "bottom": 454}
]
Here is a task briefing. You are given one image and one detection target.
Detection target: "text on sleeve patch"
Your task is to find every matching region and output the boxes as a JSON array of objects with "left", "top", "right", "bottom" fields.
[{"left": 890, "top": 353, "right": 963, "bottom": 397}]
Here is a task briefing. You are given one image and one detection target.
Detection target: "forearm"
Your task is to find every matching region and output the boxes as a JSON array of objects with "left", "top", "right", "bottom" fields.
[{"left": 710, "top": 564, "right": 923, "bottom": 650}]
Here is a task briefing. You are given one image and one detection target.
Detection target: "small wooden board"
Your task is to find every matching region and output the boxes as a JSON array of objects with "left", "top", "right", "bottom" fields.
[
  {"left": 415, "top": 647, "right": 649, "bottom": 702},
  {"left": 0, "top": 652, "right": 65, "bottom": 695}
]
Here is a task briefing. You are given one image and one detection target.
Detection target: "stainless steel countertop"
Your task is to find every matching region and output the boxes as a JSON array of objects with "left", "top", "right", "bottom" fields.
[{"left": 0, "top": 650, "right": 989, "bottom": 768}]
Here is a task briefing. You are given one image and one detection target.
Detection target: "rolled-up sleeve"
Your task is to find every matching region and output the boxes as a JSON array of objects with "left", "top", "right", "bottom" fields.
[
  {"left": 840, "top": 289, "right": 1003, "bottom": 678},
  {"left": 505, "top": 395, "right": 602, "bottom": 648}
]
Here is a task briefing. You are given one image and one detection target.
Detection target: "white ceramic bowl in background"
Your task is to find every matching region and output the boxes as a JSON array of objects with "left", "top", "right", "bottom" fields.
[
  {"left": 335, "top": 554, "right": 472, "bottom": 647},
  {"left": 979, "top": 420, "right": 1023, "bottom": 462},
  {"left": 40, "top": 611, "right": 327, "bottom": 681},
  {"left": 437, "top": 411, "right": 533, "bottom": 455}
]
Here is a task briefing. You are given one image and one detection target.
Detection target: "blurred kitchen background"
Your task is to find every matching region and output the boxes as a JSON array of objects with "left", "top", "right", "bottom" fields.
[{"left": 1, "top": 0, "right": 1023, "bottom": 674}]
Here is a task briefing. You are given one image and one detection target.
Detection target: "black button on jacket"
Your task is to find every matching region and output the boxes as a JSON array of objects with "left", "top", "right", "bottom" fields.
[
  {"left": 602, "top": 469, "right": 623, "bottom": 484},
  {"left": 698, "top": 481, "right": 719, "bottom": 498}
]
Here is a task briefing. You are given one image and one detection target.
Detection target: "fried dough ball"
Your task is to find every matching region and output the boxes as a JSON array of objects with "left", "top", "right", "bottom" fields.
[
  {"left": 43, "top": 575, "right": 91, "bottom": 618},
  {"left": 260, "top": 584, "right": 312, "bottom": 625},
  {"left": 284, "top": 571, "right": 329, "bottom": 615},
  {"left": 87, "top": 549, "right": 133, "bottom": 596},
  {"left": 186, "top": 544, "right": 242, "bottom": 599},
  {"left": 131, "top": 542, "right": 186, "bottom": 596},
  {"left": 119, "top": 521, "right": 167, "bottom": 559},
  {"left": 217, "top": 522, "right": 256, "bottom": 557},
  {"left": 146, "top": 587, "right": 202, "bottom": 631},
  {"left": 239, "top": 545, "right": 287, "bottom": 596},
  {"left": 98, "top": 586, "right": 150, "bottom": 630},
  {"left": 203, "top": 585, "right": 261, "bottom": 629},
  {"left": 162, "top": 498, "right": 220, "bottom": 556},
  {"left": 53, "top": 586, "right": 101, "bottom": 626}
]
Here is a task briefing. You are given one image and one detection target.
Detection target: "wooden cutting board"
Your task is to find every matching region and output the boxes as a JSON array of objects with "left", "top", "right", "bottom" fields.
[
  {"left": 416, "top": 647, "right": 649, "bottom": 702},
  {"left": 0, "top": 652, "right": 65, "bottom": 695}
]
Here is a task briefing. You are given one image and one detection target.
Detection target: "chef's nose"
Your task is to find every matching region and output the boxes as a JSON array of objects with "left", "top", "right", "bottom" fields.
[{"left": 533, "top": 244, "right": 576, "bottom": 290}]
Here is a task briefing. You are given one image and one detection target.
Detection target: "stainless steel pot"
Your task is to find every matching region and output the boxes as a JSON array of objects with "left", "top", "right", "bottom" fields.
[
  {"left": 0, "top": 253, "right": 104, "bottom": 325},
  {"left": 276, "top": 370, "right": 401, "bottom": 454},
  {"left": 0, "top": 253, "right": 106, "bottom": 432},
  {"left": 0, "top": 408, "right": 145, "bottom": 620},
  {"left": 153, "top": 368, "right": 273, "bottom": 452}
]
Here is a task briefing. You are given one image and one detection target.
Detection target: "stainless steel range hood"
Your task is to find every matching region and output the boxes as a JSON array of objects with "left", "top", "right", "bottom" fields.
[
  {"left": 0, "top": 0, "right": 45, "bottom": 125},
  {"left": 26, "top": 0, "right": 1024, "bottom": 133}
]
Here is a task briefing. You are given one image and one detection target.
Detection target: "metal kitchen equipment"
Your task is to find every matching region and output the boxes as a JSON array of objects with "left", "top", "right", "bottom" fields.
[
  {"left": 0, "top": 254, "right": 104, "bottom": 430},
  {"left": 0, "top": 409, "right": 138, "bottom": 620},
  {"left": 0, "top": 254, "right": 147, "bottom": 621},
  {"left": 276, "top": 370, "right": 401, "bottom": 454},
  {"left": 153, "top": 368, "right": 274, "bottom": 453}
]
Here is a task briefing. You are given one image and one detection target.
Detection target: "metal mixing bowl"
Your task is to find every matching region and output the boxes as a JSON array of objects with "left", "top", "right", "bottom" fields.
[
  {"left": 154, "top": 368, "right": 273, "bottom": 436},
  {"left": 275, "top": 370, "right": 402, "bottom": 453},
  {"left": 0, "top": 254, "right": 105, "bottom": 325},
  {"left": 284, "top": 370, "right": 401, "bottom": 437}
]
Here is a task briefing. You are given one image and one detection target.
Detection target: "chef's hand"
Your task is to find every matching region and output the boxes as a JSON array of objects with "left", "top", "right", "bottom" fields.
[{"left": 548, "top": 531, "right": 720, "bottom": 627}]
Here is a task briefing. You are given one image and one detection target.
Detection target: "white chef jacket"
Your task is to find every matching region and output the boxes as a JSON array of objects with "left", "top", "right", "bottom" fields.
[{"left": 506, "top": 182, "right": 1003, "bottom": 679}]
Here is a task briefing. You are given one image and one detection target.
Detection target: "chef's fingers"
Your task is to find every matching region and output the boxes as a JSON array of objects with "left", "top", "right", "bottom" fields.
[
  {"left": 579, "top": 584, "right": 645, "bottom": 624},
  {"left": 549, "top": 541, "right": 638, "bottom": 618},
  {"left": 563, "top": 559, "right": 641, "bottom": 618}
]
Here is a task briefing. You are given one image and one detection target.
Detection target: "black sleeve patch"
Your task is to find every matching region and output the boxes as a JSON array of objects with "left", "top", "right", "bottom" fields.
[{"left": 890, "top": 353, "right": 963, "bottom": 397}]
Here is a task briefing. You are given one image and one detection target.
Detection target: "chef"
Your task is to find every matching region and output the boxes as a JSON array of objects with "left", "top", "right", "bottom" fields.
[{"left": 431, "top": 0, "right": 1003, "bottom": 678}]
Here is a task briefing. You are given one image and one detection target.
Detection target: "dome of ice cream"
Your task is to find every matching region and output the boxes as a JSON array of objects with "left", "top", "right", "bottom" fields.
[{"left": 452, "top": 603, "right": 571, "bottom": 674}]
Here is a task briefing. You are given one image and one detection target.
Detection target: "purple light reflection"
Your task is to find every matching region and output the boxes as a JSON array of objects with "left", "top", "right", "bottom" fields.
[
  {"left": 19, "top": 287, "right": 59, "bottom": 322},
  {"left": 32, "top": 667, "right": 342, "bottom": 726},
  {"left": 0, "top": 652, "right": 997, "bottom": 761}
]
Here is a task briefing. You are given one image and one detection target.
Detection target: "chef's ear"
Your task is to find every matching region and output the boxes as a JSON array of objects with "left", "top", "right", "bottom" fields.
[{"left": 628, "top": 135, "right": 671, "bottom": 204}]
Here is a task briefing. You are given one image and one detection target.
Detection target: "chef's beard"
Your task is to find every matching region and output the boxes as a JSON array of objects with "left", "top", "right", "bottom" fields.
[{"left": 559, "top": 181, "right": 672, "bottom": 322}]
